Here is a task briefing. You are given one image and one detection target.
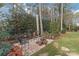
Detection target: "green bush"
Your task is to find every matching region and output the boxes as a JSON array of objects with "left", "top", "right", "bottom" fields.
[
  {"left": 70, "top": 24, "right": 78, "bottom": 32},
  {"left": 0, "top": 31, "right": 10, "bottom": 40},
  {"left": 61, "top": 29, "right": 66, "bottom": 33},
  {"left": 0, "top": 42, "right": 12, "bottom": 56},
  {"left": 48, "top": 21, "right": 60, "bottom": 36}
]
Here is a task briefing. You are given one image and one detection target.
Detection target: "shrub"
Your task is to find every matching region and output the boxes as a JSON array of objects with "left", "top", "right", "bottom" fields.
[
  {"left": 72, "top": 25, "right": 78, "bottom": 31},
  {"left": 48, "top": 21, "right": 60, "bottom": 36},
  {"left": 0, "top": 31, "right": 10, "bottom": 41},
  {"left": 0, "top": 42, "right": 12, "bottom": 56}
]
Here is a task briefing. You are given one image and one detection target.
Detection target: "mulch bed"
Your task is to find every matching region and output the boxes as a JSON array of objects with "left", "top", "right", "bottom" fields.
[{"left": 7, "top": 45, "right": 23, "bottom": 56}]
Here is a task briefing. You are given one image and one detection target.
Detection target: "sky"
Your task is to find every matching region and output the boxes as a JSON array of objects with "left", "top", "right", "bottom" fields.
[
  {"left": 71, "top": 3, "right": 79, "bottom": 10},
  {"left": 70, "top": 3, "right": 79, "bottom": 14},
  {"left": 0, "top": 3, "right": 79, "bottom": 20},
  {"left": 0, "top": 3, "right": 79, "bottom": 14},
  {"left": 0, "top": 5, "right": 9, "bottom": 14}
]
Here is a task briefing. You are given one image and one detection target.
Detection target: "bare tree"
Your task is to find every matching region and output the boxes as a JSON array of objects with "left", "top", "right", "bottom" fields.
[
  {"left": 39, "top": 4, "right": 43, "bottom": 36},
  {"left": 60, "top": 3, "right": 64, "bottom": 31}
]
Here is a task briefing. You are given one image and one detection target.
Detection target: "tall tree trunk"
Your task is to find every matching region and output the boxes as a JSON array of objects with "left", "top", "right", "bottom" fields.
[
  {"left": 60, "top": 3, "right": 64, "bottom": 31},
  {"left": 39, "top": 3, "right": 43, "bottom": 36},
  {"left": 36, "top": 14, "right": 39, "bottom": 36},
  {"left": 50, "top": 8, "right": 54, "bottom": 26}
]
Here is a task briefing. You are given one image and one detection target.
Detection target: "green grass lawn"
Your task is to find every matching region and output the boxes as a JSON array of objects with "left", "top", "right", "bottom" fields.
[
  {"left": 57, "top": 32, "right": 79, "bottom": 53},
  {"left": 32, "top": 32, "right": 79, "bottom": 56},
  {"left": 32, "top": 42, "right": 62, "bottom": 56}
]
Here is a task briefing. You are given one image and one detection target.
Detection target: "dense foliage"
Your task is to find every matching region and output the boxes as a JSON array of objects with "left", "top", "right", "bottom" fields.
[
  {"left": 8, "top": 14, "right": 36, "bottom": 35},
  {"left": 0, "top": 42, "right": 12, "bottom": 56}
]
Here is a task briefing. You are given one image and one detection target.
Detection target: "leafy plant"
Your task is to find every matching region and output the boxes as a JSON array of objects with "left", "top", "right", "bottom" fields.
[
  {"left": 0, "top": 42, "right": 12, "bottom": 56},
  {"left": 49, "top": 21, "right": 60, "bottom": 36}
]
